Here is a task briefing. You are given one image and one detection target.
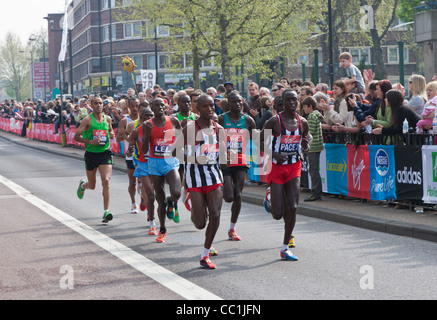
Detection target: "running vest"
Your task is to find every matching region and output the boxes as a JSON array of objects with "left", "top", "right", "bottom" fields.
[
  {"left": 176, "top": 112, "right": 197, "bottom": 123},
  {"left": 148, "top": 116, "right": 175, "bottom": 158},
  {"left": 271, "top": 113, "right": 303, "bottom": 165},
  {"left": 185, "top": 121, "right": 223, "bottom": 189},
  {"left": 136, "top": 124, "right": 149, "bottom": 162},
  {"left": 83, "top": 113, "right": 110, "bottom": 153},
  {"left": 222, "top": 112, "right": 248, "bottom": 166}
]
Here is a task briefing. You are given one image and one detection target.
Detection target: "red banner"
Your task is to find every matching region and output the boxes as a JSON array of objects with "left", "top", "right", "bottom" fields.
[{"left": 347, "top": 145, "right": 371, "bottom": 199}]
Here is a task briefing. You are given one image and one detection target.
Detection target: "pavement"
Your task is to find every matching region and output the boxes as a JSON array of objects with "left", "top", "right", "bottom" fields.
[{"left": 2, "top": 129, "right": 437, "bottom": 244}]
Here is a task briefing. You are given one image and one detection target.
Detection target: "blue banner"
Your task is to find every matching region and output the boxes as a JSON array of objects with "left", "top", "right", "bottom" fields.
[
  {"left": 325, "top": 144, "right": 348, "bottom": 195},
  {"left": 368, "top": 145, "right": 396, "bottom": 200}
]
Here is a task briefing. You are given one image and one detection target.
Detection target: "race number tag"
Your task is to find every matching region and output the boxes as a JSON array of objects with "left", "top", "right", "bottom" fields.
[
  {"left": 93, "top": 130, "right": 108, "bottom": 145},
  {"left": 279, "top": 135, "right": 300, "bottom": 155}
]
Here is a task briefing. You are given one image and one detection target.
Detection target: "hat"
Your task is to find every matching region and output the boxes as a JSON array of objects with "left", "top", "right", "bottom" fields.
[
  {"left": 214, "top": 94, "right": 223, "bottom": 100},
  {"left": 224, "top": 82, "right": 233, "bottom": 87}
]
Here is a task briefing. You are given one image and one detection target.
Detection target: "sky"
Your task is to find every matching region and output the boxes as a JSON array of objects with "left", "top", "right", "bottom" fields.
[{"left": 0, "top": 0, "right": 66, "bottom": 44}]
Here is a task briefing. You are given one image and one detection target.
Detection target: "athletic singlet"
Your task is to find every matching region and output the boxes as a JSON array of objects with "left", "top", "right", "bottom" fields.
[
  {"left": 83, "top": 113, "right": 110, "bottom": 153},
  {"left": 185, "top": 121, "right": 223, "bottom": 189},
  {"left": 222, "top": 112, "right": 248, "bottom": 166},
  {"left": 271, "top": 113, "right": 303, "bottom": 165},
  {"left": 136, "top": 124, "right": 149, "bottom": 162},
  {"left": 176, "top": 112, "right": 197, "bottom": 122},
  {"left": 148, "top": 116, "right": 175, "bottom": 158}
]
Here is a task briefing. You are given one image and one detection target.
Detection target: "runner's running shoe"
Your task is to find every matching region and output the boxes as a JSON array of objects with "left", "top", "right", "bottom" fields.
[
  {"left": 156, "top": 231, "right": 167, "bottom": 243},
  {"left": 77, "top": 179, "right": 85, "bottom": 199},
  {"left": 102, "top": 210, "right": 113, "bottom": 223},
  {"left": 228, "top": 229, "right": 241, "bottom": 241},
  {"left": 288, "top": 234, "right": 295, "bottom": 248},
  {"left": 131, "top": 203, "right": 138, "bottom": 214},
  {"left": 280, "top": 249, "right": 298, "bottom": 261},
  {"left": 209, "top": 247, "right": 218, "bottom": 256},
  {"left": 148, "top": 227, "right": 157, "bottom": 236},
  {"left": 173, "top": 205, "right": 180, "bottom": 223},
  {"left": 200, "top": 256, "right": 216, "bottom": 269},
  {"left": 166, "top": 196, "right": 175, "bottom": 219}
]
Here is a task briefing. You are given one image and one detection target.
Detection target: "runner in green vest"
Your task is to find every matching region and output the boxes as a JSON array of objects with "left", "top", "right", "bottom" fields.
[{"left": 74, "top": 96, "right": 115, "bottom": 223}]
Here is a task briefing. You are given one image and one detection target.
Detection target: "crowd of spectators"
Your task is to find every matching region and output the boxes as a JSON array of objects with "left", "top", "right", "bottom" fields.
[{"left": 2, "top": 51, "right": 437, "bottom": 145}]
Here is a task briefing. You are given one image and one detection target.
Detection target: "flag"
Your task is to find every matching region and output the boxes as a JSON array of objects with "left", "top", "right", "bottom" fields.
[{"left": 58, "top": 0, "right": 71, "bottom": 62}]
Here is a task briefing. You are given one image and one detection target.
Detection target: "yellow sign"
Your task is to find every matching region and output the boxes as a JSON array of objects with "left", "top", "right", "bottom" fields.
[
  {"left": 91, "top": 77, "right": 101, "bottom": 87},
  {"left": 101, "top": 76, "right": 110, "bottom": 87}
]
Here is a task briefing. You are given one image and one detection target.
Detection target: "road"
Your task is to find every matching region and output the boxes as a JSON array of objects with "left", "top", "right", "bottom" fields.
[{"left": 1, "top": 137, "right": 437, "bottom": 302}]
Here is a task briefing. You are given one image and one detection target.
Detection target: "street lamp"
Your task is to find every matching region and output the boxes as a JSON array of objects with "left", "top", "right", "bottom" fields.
[{"left": 327, "top": 0, "right": 334, "bottom": 87}]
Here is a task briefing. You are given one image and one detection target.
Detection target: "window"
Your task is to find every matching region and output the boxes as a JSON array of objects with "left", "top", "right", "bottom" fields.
[
  {"left": 102, "top": 0, "right": 115, "bottom": 9},
  {"left": 147, "top": 54, "right": 170, "bottom": 69},
  {"left": 146, "top": 22, "right": 170, "bottom": 38},
  {"left": 102, "top": 25, "right": 116, "bottom": 42},
  {"left": 124, "top": 22, "right": 142, "bottom": 39},
  {"left": 387, "top": 46, "right": 409, "bottom": 64},
  {"left": 347, "top": 47, "right": 371, "bottom": 65}
]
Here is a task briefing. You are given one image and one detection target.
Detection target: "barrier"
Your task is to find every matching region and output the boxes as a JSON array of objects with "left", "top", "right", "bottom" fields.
[
  {"left": 0, "top": 118, "right": 120, "bottom": 154},
  {"left": 2, "top": 118, "right": 437, "bottom": 206}
]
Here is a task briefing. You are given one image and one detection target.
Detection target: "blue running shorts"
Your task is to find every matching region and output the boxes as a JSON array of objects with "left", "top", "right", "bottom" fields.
[
  {"left": 133, "top": 161, "right": 150, "bottom": 178},
  {"left": 148, "top": 157, "right": 180, "bottom": 176}
]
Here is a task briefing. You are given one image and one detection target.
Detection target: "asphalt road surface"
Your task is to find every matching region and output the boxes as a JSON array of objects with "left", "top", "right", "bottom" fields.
[{"left": 1, "top": 137, "right": 437, "bottom": 302}]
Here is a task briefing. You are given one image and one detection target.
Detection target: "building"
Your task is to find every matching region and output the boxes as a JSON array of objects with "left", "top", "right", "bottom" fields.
[{"left": 45, "top": 0, "right": 221, "bottom": 98}]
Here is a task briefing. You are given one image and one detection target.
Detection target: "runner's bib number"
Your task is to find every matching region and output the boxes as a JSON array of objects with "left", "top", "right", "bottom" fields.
[{"left": 93, "top": 130, "right": 108, "bottom": 145}]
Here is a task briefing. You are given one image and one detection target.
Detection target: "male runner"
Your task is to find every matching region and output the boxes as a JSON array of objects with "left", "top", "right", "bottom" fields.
[
  {"left": 127, "top": 107, "right": 156, "bottom": 235},
  {"left": 218, "top": 90, "right": 256, "bottom": 241},
  {"left": 172, "top": 94, "right": 198, "bottom": 182},
  {"left": 117, "top": 97, "right": 140, "bottom": 214},
  {"left": 74, "top": 96, "right": 115, "bottom": 223},
  {"left": 262, "top": 89, "right": 311, "bottom": 261},
  {"left": 181, "top": 94, "right": 226, "bottom": 269},
  {"left": 141, "top": 98, "right": 182, "bottom": 242}
]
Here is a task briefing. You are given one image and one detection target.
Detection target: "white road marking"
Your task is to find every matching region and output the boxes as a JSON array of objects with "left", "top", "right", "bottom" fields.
[{"left": 0, "top": 174, "right": 222, "bottom": 300}]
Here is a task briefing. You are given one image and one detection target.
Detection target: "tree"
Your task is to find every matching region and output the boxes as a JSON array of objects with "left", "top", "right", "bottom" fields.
[
  {"left": 122, "top": 0, "right": 316, "bottom": 88},
  {"left": 0, "top": 32, "right": 30, "bottom": 101}
]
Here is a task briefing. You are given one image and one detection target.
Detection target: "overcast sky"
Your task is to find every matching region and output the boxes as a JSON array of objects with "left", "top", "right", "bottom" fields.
[{"left": 0, "top": 0, "right": 66, "bottom": 44}]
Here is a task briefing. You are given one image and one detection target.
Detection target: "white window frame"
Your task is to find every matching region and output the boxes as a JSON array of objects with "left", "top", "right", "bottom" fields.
[
  {"left": 387, "top": 46, "right": 409, "bottom": 64},
  {"left": 124, "top": 22, "right": 142, "bottom": 39}
]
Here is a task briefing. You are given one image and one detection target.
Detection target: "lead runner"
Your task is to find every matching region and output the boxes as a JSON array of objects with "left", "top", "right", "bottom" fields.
[{"left": 262, "top": 88, "right": 311, "bottom": 261}]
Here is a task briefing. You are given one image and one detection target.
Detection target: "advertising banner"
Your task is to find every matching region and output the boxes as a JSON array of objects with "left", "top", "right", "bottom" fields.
[
  {"left": 422, "top": 145, "right": 437, "bottom": 204},
  {"left": 325, "top": 144, "right": 348, "bottom": 195},
  {"left": 368, "top": 145, "right": 396, "bottom": 200},
  {"left": 395, "top": 146, "right": 423, "bottom": 200},
  {"left": 347, "top": 145, "right": 370, "bottom": 199}
]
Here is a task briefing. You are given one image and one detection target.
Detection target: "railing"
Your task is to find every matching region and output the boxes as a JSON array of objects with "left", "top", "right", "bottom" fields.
[{"left": 415, "top": 1, "right": 437, "bottom": 12}]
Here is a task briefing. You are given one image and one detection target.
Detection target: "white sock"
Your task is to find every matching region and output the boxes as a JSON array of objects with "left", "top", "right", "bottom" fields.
[
  {"left": 201, "top": 247, "right": 210, "bottom": 259},
  {"left": 229, "top": 223, "right": 236, "bottom": 231},
  {"left": 281, "top": 244, "right": 288, "bottom": 252},
  {"left": 149, "top": 220, "right": 155, "bottom": 228}
]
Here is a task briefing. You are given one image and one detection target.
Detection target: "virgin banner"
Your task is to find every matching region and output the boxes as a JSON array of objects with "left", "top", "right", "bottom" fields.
[{"left": 347, "top": 145, "right": 371, "bottom": 200}]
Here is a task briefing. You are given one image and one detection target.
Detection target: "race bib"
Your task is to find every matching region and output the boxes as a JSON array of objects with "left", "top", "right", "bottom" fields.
[
  {"left": 199, "top": 143, "right": 219, "bottom": 165},
  {"left": 93, "top": 130, "right": 108, "bottom": 145},
  {"left": 153, "top": 138, "right": 173, "bottom": 157},
  {"left": 279, "top": 135, "right": 300, "bottom": 155}
]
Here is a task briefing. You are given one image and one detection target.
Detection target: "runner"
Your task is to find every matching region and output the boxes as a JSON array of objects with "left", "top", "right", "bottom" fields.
[
  {"left": 127, "top": 107, "right": 156, "bottom": 235},
  {"left": 141, "top": 98, "right": 182, "bottom": 243},
  {"left": 262, "top": 89, "right": 311, "bottom": 261},
  {"left": 181, "top": 94, "right": 226, "bottom": 269},
  {"left": 117, "top": 97, "right": 140, "bottom": 214},
  {"left": 218, "top": 90, "right": 256, "bottom": 241},
  {"left": 172, "top": 94, "right": 198, "bottom": 183},
  {"left": 74, "top": 96, "right": 115, "bottom": 223}
]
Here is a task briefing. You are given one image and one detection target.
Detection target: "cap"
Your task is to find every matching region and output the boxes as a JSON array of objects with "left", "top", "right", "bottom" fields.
[
  {"left": 224, "top": 82, "right": 233, "bottom": 86},
  {"left": 214, "top": 94, "right": 223, "bottom": 100}
]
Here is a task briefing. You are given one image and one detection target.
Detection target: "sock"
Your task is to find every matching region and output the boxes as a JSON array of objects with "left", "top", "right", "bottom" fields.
[
  {"left": 229, "top": 223, "right": 236, "bottom": 231},
  {"left": 201, "top": 247, "right": 210, "bottom": 259},
  {"left": 81, "top": 182, "right": 86, "bottom": 189},
  {"left": 149, "top": 220, "right": 155, "bottom": 228},
  {"left": 281, "top": 244, "right": 288, "bottom": 252}
]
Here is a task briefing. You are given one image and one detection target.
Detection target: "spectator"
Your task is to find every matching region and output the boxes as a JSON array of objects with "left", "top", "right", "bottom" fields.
[
  {"left": 372, "top": 89, "right": 420, "bottom": 141},
  {"left": 407, "top": 74, "right": 427, "bottom": 116},
  {"left": 253, "top": 96, "right": 273, "bottom": 129},
  {"left": 315, "top": 83, "right": 329, "bottom": 95},
  {"left": 319, "top": 80, "right": 352, "bottom": 127}
]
